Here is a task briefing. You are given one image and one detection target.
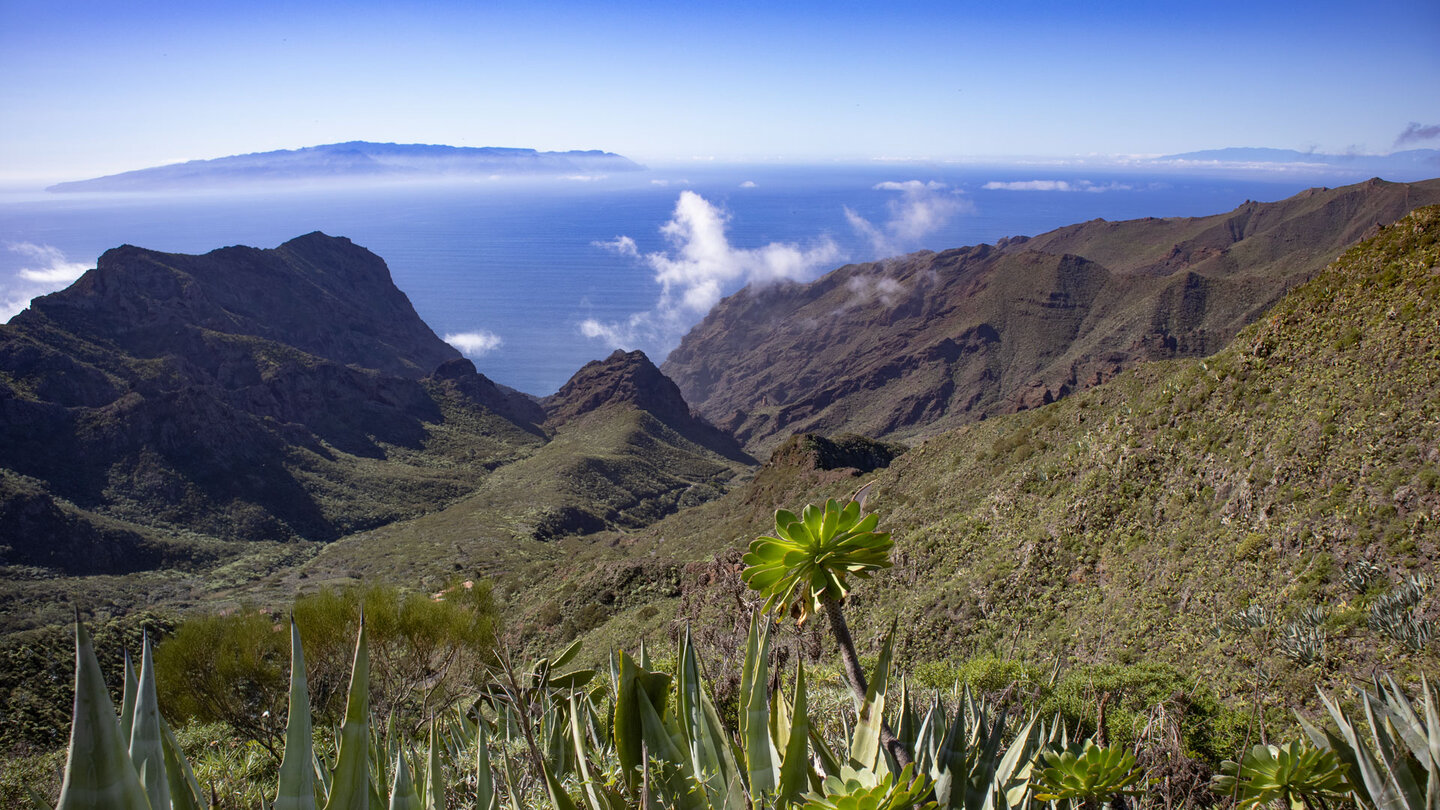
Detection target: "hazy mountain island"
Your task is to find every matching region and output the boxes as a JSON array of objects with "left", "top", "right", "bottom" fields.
[
  {"left": 45, "top": 141, "right": 645, "bottom": 192},
  {"left": 1159, "top": 146, "right": 1440, "bottom": 174}
]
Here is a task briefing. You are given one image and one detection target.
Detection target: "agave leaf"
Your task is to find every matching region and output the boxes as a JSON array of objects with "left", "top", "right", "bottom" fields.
[
  {"left": 1376, "top": 676, "right": 1428, "bottom": 762},
  {"left": 422, "top": 722, "right": 444, "bottom": 810},
  {"left": 614, "top": 650, "right": 673, "bottom": 795},
  {"left": 161, "top": 715, "right": 205, "bottom": 810},
  {"left": 55, "top": 619, "right": 150, "bottom": 810},
  {"left": 498, "top": 746, "right": 523, "bottom": 810},
  {"left": 776, "top": 661, "right": 813, "bottom": 808},
  {"left": 25, "top": 787, "right": 52, "bottom": 810},
  {"left": 677, "top": 627, "right": 741, "bottom": 810},
  {"left": 130, "top": 632, "right": 171, "bottom": 810},
  {"left": 569, "top": 691, "right": 611, "bottom": 810},
  {"left": 1363, "top": 696, "right": 1426, "bottom": 810},
  {"left": 1325, "top": 689, "right": 1402, "bottom": 810},
  {"left": 540, "top": 759, "right": 580, "bottom": 810},
  {"left": 849, "top": 623, "right": 894, "bottom": 773},
  {"left": 389, "top": 748, "right": 422, "bottom": 810},
  {"left": 636, "top": 684, "right": 706, "bottom": 810},
  {"left": 740, "top": 613, "right": 780, "bottom": 797},
  {"left": 990, "top": 713, "right": 1041, "bottom": 800},
  {"left": 119, "top": 649, "right": 138, "bottom": 745},
  {"left": 474, "top": 707, "right": 499, "bottom": 810},
  {"left": 614, "top": 650, "right": 644, "bottom": 794},
  {"left": 275, "top": 620, "right": 318, "bottom": 810},
  {"left": 323, "top": 618, "right": 371, "bottom": 810}
]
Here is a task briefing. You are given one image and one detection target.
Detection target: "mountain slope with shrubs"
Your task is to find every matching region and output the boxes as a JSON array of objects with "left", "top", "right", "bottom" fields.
[{"left": 554, "top": 205, "right": 1440, "bottom": 712}]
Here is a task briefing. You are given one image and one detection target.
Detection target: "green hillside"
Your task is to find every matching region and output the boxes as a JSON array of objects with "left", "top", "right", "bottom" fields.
[{"left": 547, "top": 205, "right": 1440, "bottom": 710}]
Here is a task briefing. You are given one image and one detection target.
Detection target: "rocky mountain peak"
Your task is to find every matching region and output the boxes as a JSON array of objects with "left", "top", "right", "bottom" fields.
[
  {"left": 543, "top": 349, "right": 692, "bottom": 426},
  {"left": 15, "top": 232, "right": 459, "bottom": 379}
]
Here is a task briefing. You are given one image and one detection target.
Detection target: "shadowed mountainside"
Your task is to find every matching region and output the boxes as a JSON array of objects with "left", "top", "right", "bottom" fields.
[{"left": 662, "top": 177, "right": 1440, "bottom": 452}]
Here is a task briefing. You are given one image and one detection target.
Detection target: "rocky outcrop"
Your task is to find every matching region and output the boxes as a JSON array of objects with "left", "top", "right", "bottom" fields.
[{"left": 14, "top": 232, "right": 461, "bottom": 380}]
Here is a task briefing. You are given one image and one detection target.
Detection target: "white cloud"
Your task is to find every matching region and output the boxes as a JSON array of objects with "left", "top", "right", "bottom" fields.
[
  {"left": 592, "top": 235, "right": 639, "bottom": 257},
  {"left": 846, "top": 179, "right": 973, "bottom": 258},
  {"left": 2, "top": 242, "right": 91, "bottom": 322},
  {"left": 444, "top": 329, "right": 504, "bottom": 357},
  {"left": 581, "top": 191, "right": 840, "bottom": 352},
  {"left": 983, "top": 179, "right": 1132, "bottom": 192},
  {"left": 845, "top": 275, "right": 906, "bottom": 308},
  {"left": 739, "top": 180, "right": 757, "bottom": 188}
]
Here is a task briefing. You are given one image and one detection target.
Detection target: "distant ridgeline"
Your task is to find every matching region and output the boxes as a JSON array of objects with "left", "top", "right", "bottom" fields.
[{"left": 46, "top": 141, "right": 645, "bottom": 192}]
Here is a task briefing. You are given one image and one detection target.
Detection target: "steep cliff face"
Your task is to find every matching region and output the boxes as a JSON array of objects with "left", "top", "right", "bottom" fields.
[{"left": 661, "top": 177, "right": 1440, "bottom": 452}]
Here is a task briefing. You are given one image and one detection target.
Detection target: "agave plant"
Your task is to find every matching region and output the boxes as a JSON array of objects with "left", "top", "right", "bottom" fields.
[
  {"left": 1211, "top": 741, "right": 1347, "bottom": 810},
  {"left": 48, "top": 613, "right": 461, "bottom": 810},
  {"left": 1300, "top": 675, "right": 1440, "bottom": 810}
]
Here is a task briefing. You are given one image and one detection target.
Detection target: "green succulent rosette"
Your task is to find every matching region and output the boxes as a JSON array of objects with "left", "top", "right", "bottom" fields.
[{"left": 741, "top": 497, "right": 893, "bottom": 625}]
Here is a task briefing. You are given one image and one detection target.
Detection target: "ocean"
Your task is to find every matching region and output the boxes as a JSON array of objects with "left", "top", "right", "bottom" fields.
[{"left": 0, "top": 163, "right": 1403, "bottom": 395}]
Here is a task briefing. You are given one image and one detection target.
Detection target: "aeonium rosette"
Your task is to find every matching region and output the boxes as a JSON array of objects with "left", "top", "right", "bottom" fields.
[{"left": 741, "top": 497, "right": 893, "bottom": 625}]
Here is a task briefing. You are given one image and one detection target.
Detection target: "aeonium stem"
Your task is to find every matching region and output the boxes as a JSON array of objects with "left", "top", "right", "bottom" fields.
[{"left": 822, "top": 598, "right": 912, "bottom": 769}]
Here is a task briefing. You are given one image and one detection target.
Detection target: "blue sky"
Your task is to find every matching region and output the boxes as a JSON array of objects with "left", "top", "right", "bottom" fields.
[{"left": 2, "top": 0, "right": 1438, "bottom": 183}]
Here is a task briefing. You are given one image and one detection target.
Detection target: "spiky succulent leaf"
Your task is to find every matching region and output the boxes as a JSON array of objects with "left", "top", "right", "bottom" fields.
[
  {"left": 55, "top": 619, "right": 151, "bottom": 810},
  {"left": 740, "top": 612, "right": 780, "bottom": 796},
  {"left": 849, "top": 625, "right": 894, "bottom": 773},
  {"left": 275, "top": 620, "right": 318, "bottom": 810},
  {"left": 388, "top": 748, "right": 422, "bottom": 810},
  {"left": 129, "top": 633, "right": 171, "bottom": 810},
  {"left": 323, "top": 618, "right": 371, "bottom": 810},
  {"left": 474, "top": 708, "right": 499, "bottom": 810},
  {"left": 422, "top": 723, "right": 443, "bottom": 810},
  {"left": 161, "top": 716, "right": 206, "bottom": 810},
  {"left": 777, "top": 661, "right": 814, "bottom": 808}
]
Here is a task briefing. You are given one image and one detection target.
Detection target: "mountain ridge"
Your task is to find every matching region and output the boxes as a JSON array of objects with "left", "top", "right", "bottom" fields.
[{"left": 661, "top": 177, "right": 1440, "bottom": 452}]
